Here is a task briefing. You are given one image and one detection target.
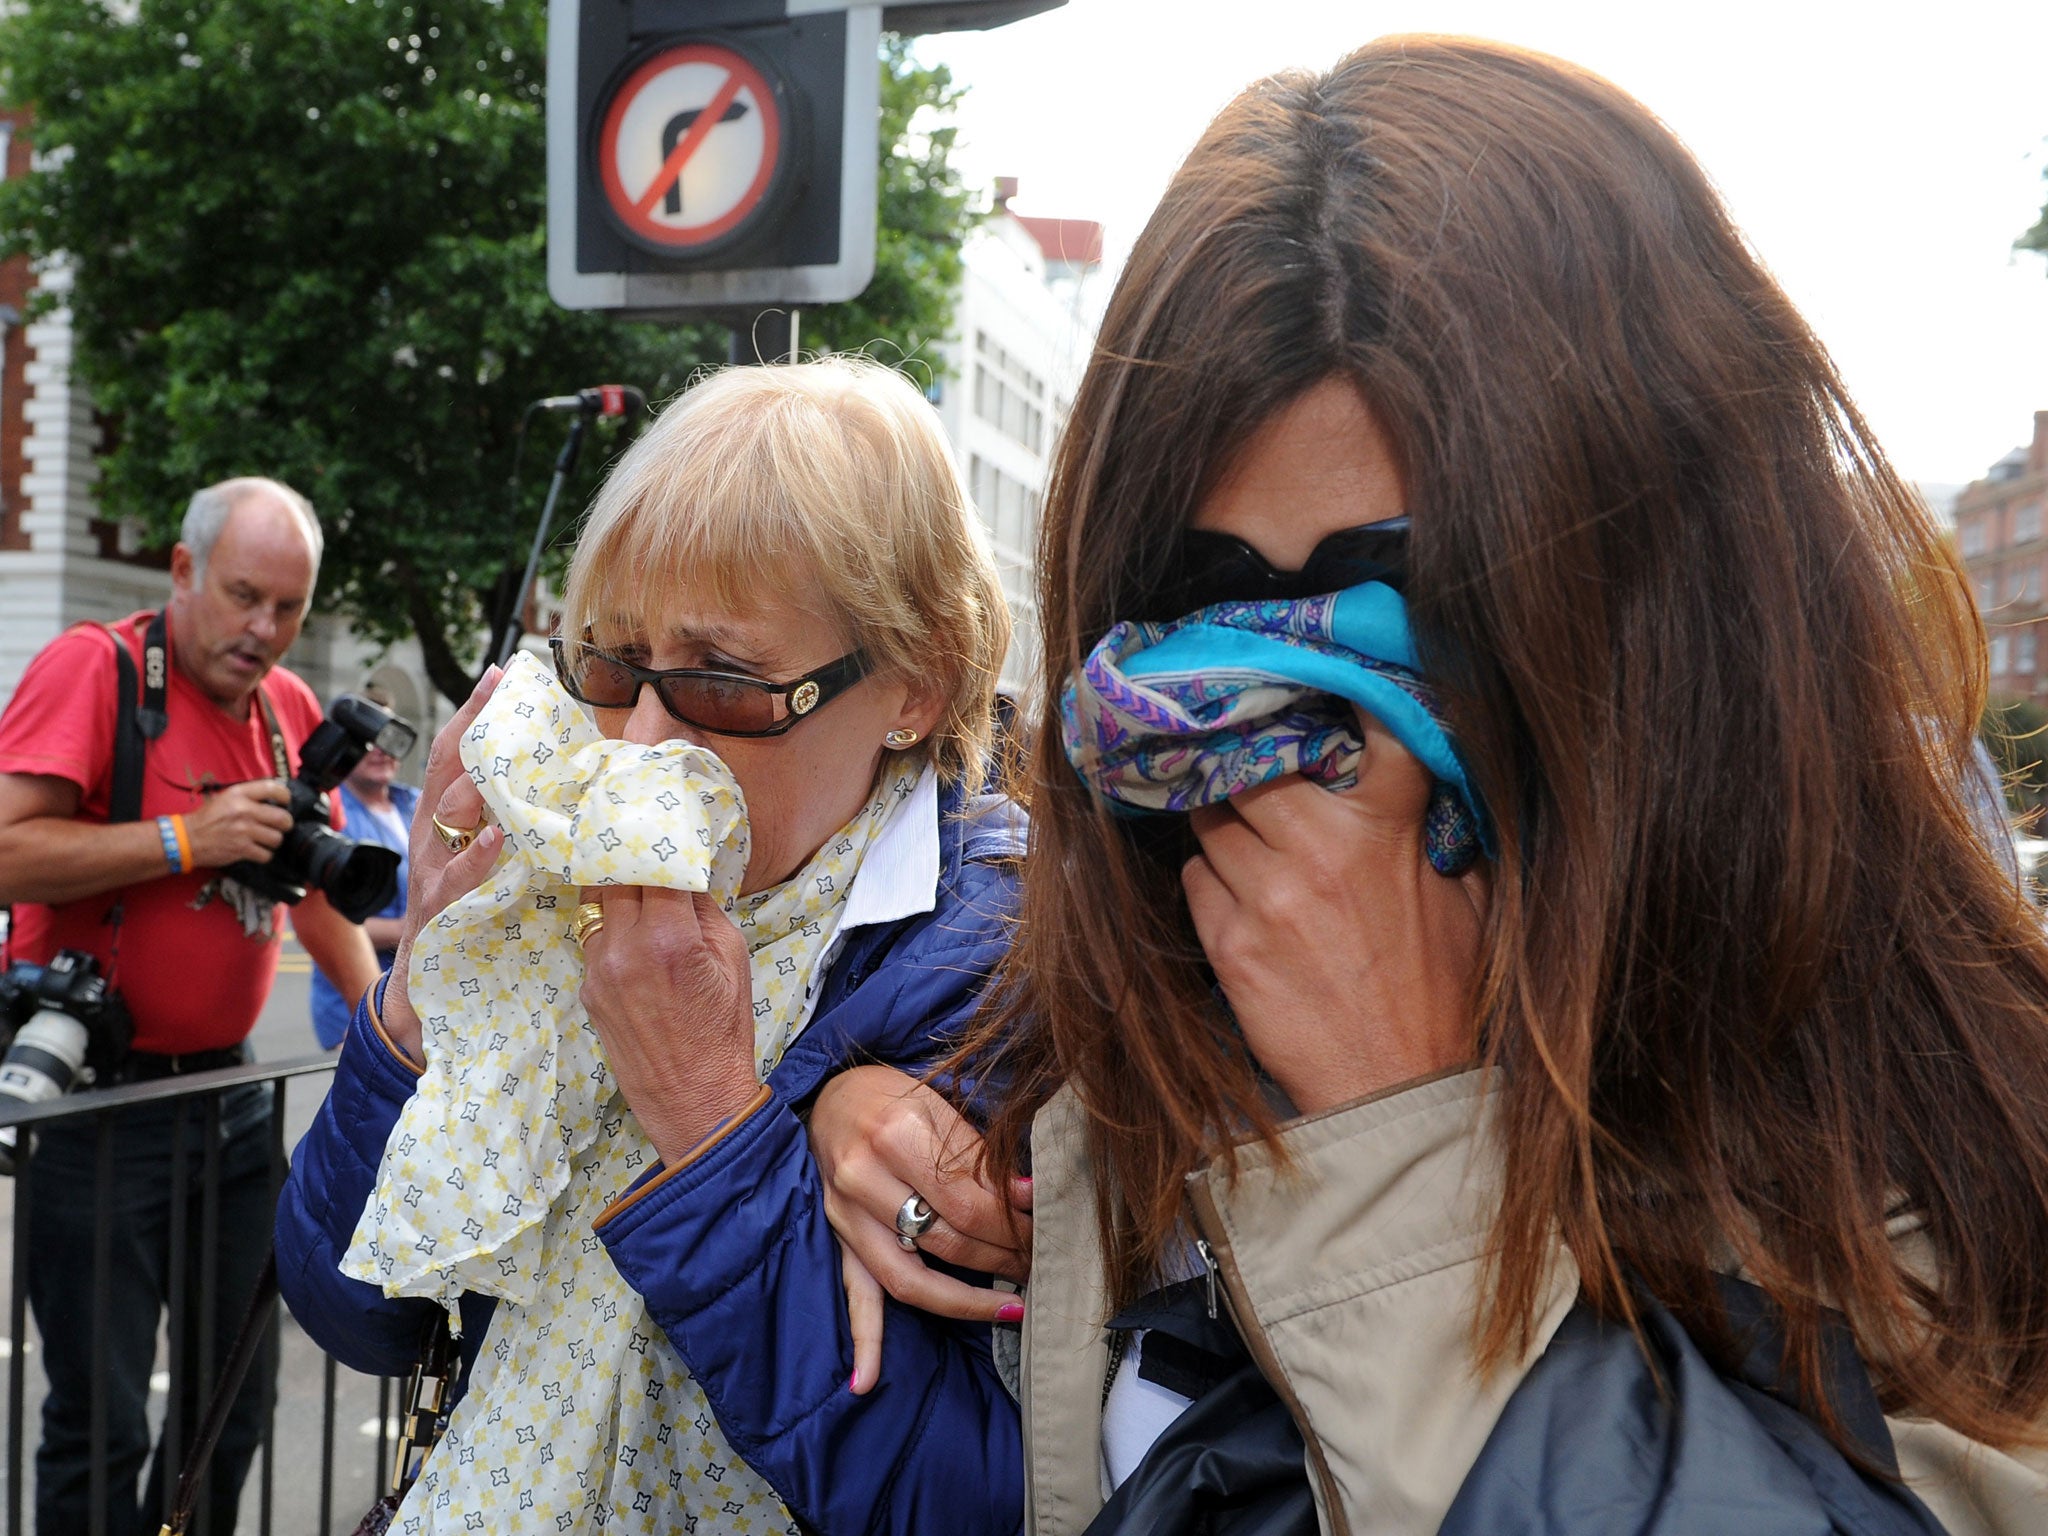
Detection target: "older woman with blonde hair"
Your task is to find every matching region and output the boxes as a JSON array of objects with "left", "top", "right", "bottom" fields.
[{"left": 275, "top": 356, "right": 1028, "bottom": 1534}]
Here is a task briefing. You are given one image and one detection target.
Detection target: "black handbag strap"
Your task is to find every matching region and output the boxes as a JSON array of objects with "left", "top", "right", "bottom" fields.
[
  {"left": 157, "top": 1250, "right": 458, "bottom": 1536},
  {"left": 159, "top": 1251, "right": 279, "bottom": 1536}
]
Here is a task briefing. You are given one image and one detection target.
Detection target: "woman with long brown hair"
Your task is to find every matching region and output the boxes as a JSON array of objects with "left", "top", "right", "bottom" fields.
[{"left": 807, "top": 33, "right": 2048, "bottom": 1534}]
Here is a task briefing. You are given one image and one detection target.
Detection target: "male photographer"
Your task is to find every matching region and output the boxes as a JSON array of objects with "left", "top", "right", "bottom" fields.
[{"left": 0, "top": 477, "right": 378, "bottom": 1535}]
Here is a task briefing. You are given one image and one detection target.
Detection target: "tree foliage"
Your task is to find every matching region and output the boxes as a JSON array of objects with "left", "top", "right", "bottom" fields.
[
  {"left": 2022, "top": 177, "right": 2048, "bottom": 263},
  {"left": 0, "top": 2, "right": 975, "bottom": 703},
  {"left": 1985, "top": 695, "right": 2048, "bottom": 824},
  {"left": 802, "top": 35, "right": 973, "bottom": 373}
]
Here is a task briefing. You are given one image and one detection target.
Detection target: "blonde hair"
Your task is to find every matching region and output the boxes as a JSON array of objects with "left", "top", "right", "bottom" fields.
[{"left": 559, "top": 357, "right": 1011, "bottom": 787}]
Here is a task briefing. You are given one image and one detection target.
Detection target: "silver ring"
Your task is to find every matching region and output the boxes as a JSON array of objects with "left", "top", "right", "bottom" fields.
[{"left": 894, "top": 1193, "right": 936, "bottom": 1251}]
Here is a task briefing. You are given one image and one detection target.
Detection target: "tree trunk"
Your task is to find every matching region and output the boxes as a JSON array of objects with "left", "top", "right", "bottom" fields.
[
  {"left": 393, "top": 558, "right": 484, "bottom": 707},
  {"left": 478, "top": 562, "right": 525, "bottom": 683}
]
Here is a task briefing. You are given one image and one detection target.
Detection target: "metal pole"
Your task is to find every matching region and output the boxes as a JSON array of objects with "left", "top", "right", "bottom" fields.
[
  {"left": 194, "top": 1092, "right": 222, "bottom": 1536},
  {"left": 494, "top": 412, "right": 593, "bottom": 668},
  {"left": 318, "top": 1355, "right": 336, "bottom": 1536},
  {"left": 88, "top": 1114, "right": 112, "bottom": 1536},
  {"left": 9, "top": 1136, "right": 32, "bottom": 1536},
  {"left": 728, "top": 309, "right": 799, "bottom": 366},
  {"left": 163, "top": 1098, "right": 191, "bottom": 1530}
]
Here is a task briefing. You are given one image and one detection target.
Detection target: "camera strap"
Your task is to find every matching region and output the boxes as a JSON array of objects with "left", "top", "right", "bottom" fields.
[
  {"left": 98, "top": 610, "right": 174, "bottom": 984},
  {"left": 254, "top": 681, "right": 290, "bottom": 780},
  {"left": 107, "top": 610, "right": 171, "bottom": 828}
]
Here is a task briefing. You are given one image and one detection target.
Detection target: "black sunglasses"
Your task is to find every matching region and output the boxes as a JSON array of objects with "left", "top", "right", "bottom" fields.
[
  {"left": 550, "top": 638, "right": 872, "bottom": 738},
  {"left": 1135, "top": 517, "right": 1410, "bottom": 622}
]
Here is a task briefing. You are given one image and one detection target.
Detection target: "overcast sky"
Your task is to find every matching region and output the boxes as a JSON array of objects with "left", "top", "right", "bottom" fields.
[{"left": 919, "top": 0, "right": 2048, "bottom": 490}]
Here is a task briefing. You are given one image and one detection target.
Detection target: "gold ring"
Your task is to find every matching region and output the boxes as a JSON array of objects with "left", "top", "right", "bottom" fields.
[
  {"left": 571, "top": 902, "right": 606, "bottom": 947},
  {"left": 431, "top": 813, "right": 480, "bottom": 854}
]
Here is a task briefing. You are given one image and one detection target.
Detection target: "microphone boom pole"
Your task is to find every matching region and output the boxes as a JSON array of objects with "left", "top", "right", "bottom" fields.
[{"left": 493, "top": 386, "right": 645, "bottom": 669}]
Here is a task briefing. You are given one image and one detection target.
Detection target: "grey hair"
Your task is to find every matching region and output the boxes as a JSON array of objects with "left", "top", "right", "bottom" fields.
[{"left": 182, "top": 477, "right": 323, "bottom": 588}]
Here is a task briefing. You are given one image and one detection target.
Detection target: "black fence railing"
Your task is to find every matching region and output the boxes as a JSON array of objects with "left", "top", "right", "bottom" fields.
[{"left": 0, "top": 1056, "right": 406, "bottom": 1536}]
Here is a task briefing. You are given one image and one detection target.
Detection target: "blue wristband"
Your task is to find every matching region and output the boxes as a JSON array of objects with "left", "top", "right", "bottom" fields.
[{"left": 155, "top": 815, "right": 183, "bottom": 874}]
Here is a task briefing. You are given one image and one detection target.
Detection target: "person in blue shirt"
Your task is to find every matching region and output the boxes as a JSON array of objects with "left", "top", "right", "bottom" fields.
[{"left": 307, "top": 687, "right": 417, "bottom": 1048}]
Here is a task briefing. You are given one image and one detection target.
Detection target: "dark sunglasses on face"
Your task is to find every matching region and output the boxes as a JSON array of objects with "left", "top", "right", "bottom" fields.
[
  {"left": 550, "top": 637, "right": 872, "bottom": 738},
  {"left": 1134, "top": 516, "right": 1410, "bottom": 623}
]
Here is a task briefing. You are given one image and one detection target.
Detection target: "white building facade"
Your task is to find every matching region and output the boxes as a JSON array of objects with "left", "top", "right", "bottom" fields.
[{"left": 927, "top": 198, "right": 1100, "bottom": 692}]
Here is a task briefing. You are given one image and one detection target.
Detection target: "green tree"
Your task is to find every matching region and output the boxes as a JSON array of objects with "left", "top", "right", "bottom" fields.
[
  {"left": 803, "top": 35, "right": 974, "bottom": 369},
  {"left": 0, "top": 3, "right": 975, "bottom": 703},
  {"left": 2023, "top": 180, "right": 2048, "bottom": 263},
  {"left": 1985, "top": 695, "right": 2048, "bottom": 824}
]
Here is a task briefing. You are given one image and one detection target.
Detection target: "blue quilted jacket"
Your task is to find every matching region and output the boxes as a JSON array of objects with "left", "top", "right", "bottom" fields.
[{"left": 275, "top": 782, "right": 1028, "bottom": 1536}]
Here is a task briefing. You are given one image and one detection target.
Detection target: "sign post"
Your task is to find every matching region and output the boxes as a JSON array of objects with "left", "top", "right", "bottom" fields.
[{"left": 548, "top": 0, "right": 1064, "bottom": 334}]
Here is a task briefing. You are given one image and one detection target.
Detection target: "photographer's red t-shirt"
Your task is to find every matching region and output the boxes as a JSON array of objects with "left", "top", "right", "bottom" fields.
[{"left": 0, "top": 611, "right": 336, "bottom": 1054}]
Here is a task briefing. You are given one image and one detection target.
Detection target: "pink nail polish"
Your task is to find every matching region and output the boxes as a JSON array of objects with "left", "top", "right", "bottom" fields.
[
  {"left": 849, "top": 1370, "right": 860, "bottom": 1392},
  {"left": 995, "top": 1302, "right": 1025, "bottom": 1322}
]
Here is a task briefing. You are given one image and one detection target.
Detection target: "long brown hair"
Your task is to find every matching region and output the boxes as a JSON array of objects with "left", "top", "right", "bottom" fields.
[{"left": 970, "top": 36, "right": 2048, "bottom": 1446}]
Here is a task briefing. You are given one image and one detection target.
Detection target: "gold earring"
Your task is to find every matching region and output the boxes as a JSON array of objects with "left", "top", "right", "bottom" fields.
[{"left": 883, "top": 728, "right": 921, "bottom": 749}]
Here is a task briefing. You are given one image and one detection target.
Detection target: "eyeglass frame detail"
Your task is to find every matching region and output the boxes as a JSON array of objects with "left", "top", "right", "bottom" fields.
[{"left": 549, "top": 637, "right": 872, "bottom": 738}]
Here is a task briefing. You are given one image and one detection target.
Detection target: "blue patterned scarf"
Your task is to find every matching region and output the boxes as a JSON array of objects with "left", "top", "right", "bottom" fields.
[{"left": 1058, "top": 582, "right": 1484, "bottom": 876}]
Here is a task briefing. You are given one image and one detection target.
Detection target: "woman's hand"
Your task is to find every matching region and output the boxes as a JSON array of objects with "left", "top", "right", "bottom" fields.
[
  {"left": 809, "top": 1064, "right": 1032, "bottom": 1394},
  {"left": 380, "top": 666, "right": 506, "bottom": 1063},
  {"left": 576, "top": 885, "right": 762, "bottom": 1166},
  {"left": 1181, "top": 709, "right": 1490, "bottom": 1115}
]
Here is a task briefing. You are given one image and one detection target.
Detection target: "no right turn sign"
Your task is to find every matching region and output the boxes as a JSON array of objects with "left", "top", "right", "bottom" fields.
[
  {"left": 596, "top": 42, "right": 790, "bottom": 256},
  {"left": 547, "top": 0, "right": 1066, "bottom": 316}
]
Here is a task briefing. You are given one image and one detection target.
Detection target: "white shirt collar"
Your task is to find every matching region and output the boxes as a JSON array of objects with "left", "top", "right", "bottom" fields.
[{"left": 839, "top": 762, "right": 942, "bottom": 934}]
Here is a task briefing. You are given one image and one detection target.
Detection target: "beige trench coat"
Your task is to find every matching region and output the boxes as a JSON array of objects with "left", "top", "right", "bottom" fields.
[{"left": 1018, "top": 1070, "right": 2048, "bottom": 1535}]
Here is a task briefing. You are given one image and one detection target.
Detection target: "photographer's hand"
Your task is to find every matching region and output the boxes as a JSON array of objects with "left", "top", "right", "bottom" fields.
[
  {"left": 0, "top": 770, "right": 288, "bottom": 907},
  {"left": 379, "top": 667, "right": 504, "bottom": 1064},
  {"left": 183, "top": 779, "right": 295, "bottom": 869}
]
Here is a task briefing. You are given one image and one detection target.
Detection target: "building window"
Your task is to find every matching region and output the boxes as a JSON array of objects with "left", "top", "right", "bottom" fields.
[
  {"left": 967, "top": 453, "right": 1041, "bottom": 557},
  {"left": 973, "top": 330, "right": 1047, "bottom": 454},
  {"left": 2024, "top": 567, "right": 2043, "bottom": 606},
  {"left": 1977, "top": 577, "right": 1996, "bottom": 611},
  {"left": 2019, "top": 503, "right": 2044, "bottom": 545},
  {"left": 1961, "top": 519, "right": 1989, "bottom": 558},
  {"left": 2020, "top": 629, "right": 2040, "bottom": 676},
  {"left": 1991, "top": 633, "right": 2012, "bottom": 676}
]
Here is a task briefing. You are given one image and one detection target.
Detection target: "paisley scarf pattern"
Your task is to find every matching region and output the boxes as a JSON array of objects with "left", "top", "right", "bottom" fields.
[{"left": 1059, "top": 583, "right": 1483, "bottom": 874}]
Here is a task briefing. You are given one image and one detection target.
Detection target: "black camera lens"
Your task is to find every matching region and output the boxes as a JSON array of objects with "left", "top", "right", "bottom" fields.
[
  {"left": 294, "top": 824, "right": 403, "bottom": 923},
  {"left": 220, "top": 692, "right": 417, "bottom": 917}
]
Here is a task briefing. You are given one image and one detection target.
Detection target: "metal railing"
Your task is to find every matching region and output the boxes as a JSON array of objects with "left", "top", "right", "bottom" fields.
[{"left": 0, "top": 1056, "right": 404, "bottom": 1536}]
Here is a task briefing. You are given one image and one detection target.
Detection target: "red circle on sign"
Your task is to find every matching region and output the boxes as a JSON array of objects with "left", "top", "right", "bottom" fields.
[{"left": 597, "top": 43, "right": 784, "bottom": 250}]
